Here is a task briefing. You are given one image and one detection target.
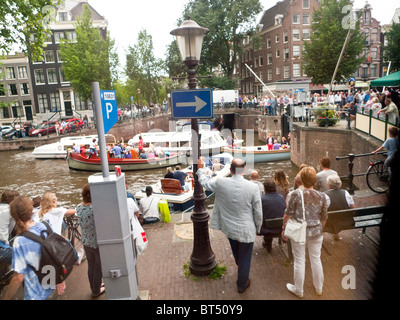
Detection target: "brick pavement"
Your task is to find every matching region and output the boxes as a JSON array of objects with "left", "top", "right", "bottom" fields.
[{"left": 1, "top": 189, "right": 387, "bottom": 301}]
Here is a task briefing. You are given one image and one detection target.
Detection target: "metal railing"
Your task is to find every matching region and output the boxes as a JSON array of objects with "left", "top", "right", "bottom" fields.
[{"left": 336, "top": 151, "right": 386, "bottom": 195}]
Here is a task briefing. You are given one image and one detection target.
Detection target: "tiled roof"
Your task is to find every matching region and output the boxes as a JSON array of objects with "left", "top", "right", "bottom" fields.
[{"left": 259, "top": 0, "right": 291, "bottom": 31}]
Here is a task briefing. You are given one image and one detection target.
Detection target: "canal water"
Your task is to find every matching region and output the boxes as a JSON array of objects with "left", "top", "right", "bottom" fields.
[{"left": 0, "top": 133, "right": 298, "bottom": 209}]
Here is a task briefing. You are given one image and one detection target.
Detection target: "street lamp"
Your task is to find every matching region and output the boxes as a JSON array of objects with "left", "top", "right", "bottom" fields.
[{"left": 171, "top": 18, "right": 216, "bottom": 276}]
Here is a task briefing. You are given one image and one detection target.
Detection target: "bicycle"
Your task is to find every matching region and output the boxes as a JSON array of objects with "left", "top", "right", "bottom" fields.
[
  {"left": 366, "top": 155, "right": 389, "bottom": 194},
  {"left": 63, "top": 215, "right": 86, "bottom": 264}
]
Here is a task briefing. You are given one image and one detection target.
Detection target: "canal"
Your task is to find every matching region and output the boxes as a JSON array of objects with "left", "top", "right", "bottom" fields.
[{"left": 0, "top": 134, "right": 298, "bottom": 209}]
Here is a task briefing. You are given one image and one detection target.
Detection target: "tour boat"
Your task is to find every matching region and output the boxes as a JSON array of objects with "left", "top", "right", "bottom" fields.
[
  {"left": 127, "top": 121, "right": 241, "bottom": 157},
  {"left": 32, "top": 134, "right": 111, "bottom": 159},
  {"left": 221, "top": 145, "right": 291, "bottom": 163},
  {"left": 67, "top": 151, "right": 187, "bottom": 172},
  {"left": 134, "top": 153, "right": 234, "bottom": 213}
]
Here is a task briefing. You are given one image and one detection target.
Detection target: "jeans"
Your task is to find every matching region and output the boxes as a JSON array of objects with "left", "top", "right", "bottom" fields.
[
  {"left": 84, "top": 245, "right": 103, "bottom": 295},
  {"left": 290, "top": 235, "right": 324, "bottom": 294},
  {"left": 228, "top": 238, "right": 254, "bottom": 291}
]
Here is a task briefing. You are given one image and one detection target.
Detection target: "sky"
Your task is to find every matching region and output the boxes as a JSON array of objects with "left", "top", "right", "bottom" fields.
[{"left": 89, "top": 0, "right": 398, "bottom": 66}]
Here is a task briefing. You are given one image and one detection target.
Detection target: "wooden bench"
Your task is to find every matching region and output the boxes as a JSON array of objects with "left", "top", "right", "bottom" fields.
[
  {"left": 263, "top": 205, "right": 385, "bottom": 262},
  {"left": 160, "top": 178, "right": 183, "bottom": 195}
]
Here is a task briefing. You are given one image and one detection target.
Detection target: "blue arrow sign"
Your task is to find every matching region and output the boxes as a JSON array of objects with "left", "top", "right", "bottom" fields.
[
  {"left": 171, "top": 88, "right": 213, "bottom": 119},
  {"left": 100, "top": 90, "right": 118, "bottom": 134}
]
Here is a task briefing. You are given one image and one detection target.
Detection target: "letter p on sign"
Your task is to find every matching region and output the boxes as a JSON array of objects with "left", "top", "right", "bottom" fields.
[{"left": 100, "top": 90, "right": 118, "bottom": 134}]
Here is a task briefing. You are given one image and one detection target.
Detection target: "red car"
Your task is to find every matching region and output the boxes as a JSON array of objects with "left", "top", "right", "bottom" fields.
[
  {"left": 28, "top": 121, "right": 61, "bottom": 137},
  {"left": 63, "top": 118, "right": 84, "bottom": 133}
]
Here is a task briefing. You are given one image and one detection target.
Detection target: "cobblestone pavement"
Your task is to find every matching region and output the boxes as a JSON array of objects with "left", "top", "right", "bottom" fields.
[{"left": 1, "top": 189, "right": 387, "bottom": 301}]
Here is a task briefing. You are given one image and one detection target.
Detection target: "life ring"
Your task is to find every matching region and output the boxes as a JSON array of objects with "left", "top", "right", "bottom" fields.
[{"left": 58, "top": 145, "right": 62, "bottom": 151}]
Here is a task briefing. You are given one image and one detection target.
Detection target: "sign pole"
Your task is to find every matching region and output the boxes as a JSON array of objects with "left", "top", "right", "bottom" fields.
[{"left": 92, "top": 82, "right": 109, "bottom": 178}]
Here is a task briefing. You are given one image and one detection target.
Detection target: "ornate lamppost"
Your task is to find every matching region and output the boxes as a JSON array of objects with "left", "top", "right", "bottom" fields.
[{"left": 171, "top": 18, "right": 216, "bottom": 276}]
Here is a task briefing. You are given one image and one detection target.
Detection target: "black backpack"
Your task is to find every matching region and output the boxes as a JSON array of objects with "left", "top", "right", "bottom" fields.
[{"left": 21, "top": 221, "right": 77, "bottom": 285}]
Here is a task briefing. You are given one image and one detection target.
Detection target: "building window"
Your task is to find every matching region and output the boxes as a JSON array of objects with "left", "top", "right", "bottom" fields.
[
  {"left": 303, "top": 0, "right": 310, "bottom": 9},
  {"left": 49, "top": 92, "right": 61, "bottom": 111},
  {"left": 370, "top": 64, "right": 377, "bottom": 77},
  {"left": 34, "top": 69, "right": 45, "bottom": 85},
  {"left": 67, "top": 32, "right": 77, "bottom": 42},
  {"left": 268, "top": 69, "right": 273, "bottom": 81},
  {"left": 371, "top": 29, "right": 379, "bottom": 42},
  {"left": 267, "top": 38, "right": 271, "bottom": 48},
  {"left": 259, "top": 56, "right": 264, "bottom": 66},
  {"left": 303, "top": 14, "right": 310, "bottom": 25},
  {"left": 20, "top": 83, "right": 29, "bottom": 95},
  {"left": 18, "top": 66, "right": 28, "bottom": 79},
  {"left": 57, "top": 50, "right": 63, "bottom": 63},
  {"left": 284, "top": 66, "right": 290, "bottom": 79},
  {"left": 44, "top": 33, "right": 52, "bottom": 44},
  {"left": 371, "top": 47, "right": 378, "bottom": 59},
  {"left": 59, "top": 12, "right": 68, "bottom": 21},
  {"left": 303, "top": 29, "right": 310, "bottom": 40},
  {"left": 2, "top": 106, "right": 10, "bottom": 118},
  {"left": 54, "top": 32, "right": 65, "bottom": 43},
  {"left": 293, "top": 13, "right": 300, "bottom": 24},
  {"left": 362, "top": 67, "right": 369, "bottom": 78},
  {"left": 293, "top": 64, "right": 301, "bottom": 78},
  {"left": 47, "top": 68, "right": 58, "bottom": 84},
  {"left": 254, "top": 57, "right": 259, "bottom": 68},
  {"left": 8, "top": 84, "right": 18, "bottom": 96},
  {"left": 267, "top": 53, "right": 272, "bottom": 65},
  {"left": 0, "top": 84, "right": 5, "bottom": 96},
  {"left": 293, "top": 29, "right": 300, "bottom": 41},
  {"left": 284, "top": 31, "right": 288, "bottom": 43},
  {"left": 293, "top": 45, "right": 301, "bottom": 58},
  {"left": 276, "top": 50, "right": 280, "bottom": 58},
  {"left": 284, "top": 48, "right": 289, "bottom": 61},
  {"left": 37, "top": 93, "right": 48, "bottom": 113},
  {"left": 275, "top": 34, "right": 279, "bottom": 43},
  {"left": 45, "top": 50, "right": 55, "bottom": 63},
  {"left": 259, "top": 71, "right": 263, "bottom": 81},
  {"left": 5, "top": 67, "right": 16, "bottom": 79},
  {"left": 276, "top": 67, "right": 280, "bottom": 75}
]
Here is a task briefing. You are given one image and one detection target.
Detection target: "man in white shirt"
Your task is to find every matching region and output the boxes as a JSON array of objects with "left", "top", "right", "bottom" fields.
[
  {"left": 138, "top": 186, "right": 160, "bottom": 224},
  {"left": 315, "top": 156, "right": 338, "bottom": 193}
]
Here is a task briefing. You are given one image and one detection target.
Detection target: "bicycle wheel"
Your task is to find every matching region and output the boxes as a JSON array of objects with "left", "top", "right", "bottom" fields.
[{"left": 366, "top": 161, "right": 389, "bottom": 194}]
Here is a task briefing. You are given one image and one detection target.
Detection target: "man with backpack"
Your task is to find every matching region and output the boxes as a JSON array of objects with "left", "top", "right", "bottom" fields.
[{"left": 3, "top": 196, "right": 76, "bottom": 300}]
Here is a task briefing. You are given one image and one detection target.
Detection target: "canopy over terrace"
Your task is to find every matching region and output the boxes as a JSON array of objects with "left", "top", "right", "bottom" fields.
[{"left": 370, "top": 70, "right": 400, "bottom": 88}]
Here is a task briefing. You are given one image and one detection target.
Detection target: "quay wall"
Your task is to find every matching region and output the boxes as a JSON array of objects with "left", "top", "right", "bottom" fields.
[{"left": 291, "top": 123, "right": 383, "bottom": 190}]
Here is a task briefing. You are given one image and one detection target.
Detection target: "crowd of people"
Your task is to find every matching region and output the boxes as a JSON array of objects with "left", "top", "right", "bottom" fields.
[{"left": 196, "top": 154, "right": 360, "bottom": 297}]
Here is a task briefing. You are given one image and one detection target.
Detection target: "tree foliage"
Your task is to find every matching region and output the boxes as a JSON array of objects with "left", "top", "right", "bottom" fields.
[
  {"left": 0, "top": 0, "right": 60, "bottom": 60},
  {"left": 384, "top": 22, "right": 400, "bottom": 72},
  {"left": 125, "top": 29, "right": 164, "bottom": 104},
  {"left": 303, "top": 0, "right": 365, "bottom": 85},
  {"left": 59, "top": 5, "right": 119, "bottom": 102},
  {"left": 178, "top": 0, "right": 262, "bottom": 80}
]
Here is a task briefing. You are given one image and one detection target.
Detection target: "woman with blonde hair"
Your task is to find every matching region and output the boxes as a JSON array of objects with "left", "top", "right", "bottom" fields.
[
  {"left": 39, "top": 192, "right": 76, "bottom": 235},
  {"left": 274, "top": 169, "right": 290, "bottom": 200},
  {"left": 282, "top": 166, "right": 328, "bottom": 298}
]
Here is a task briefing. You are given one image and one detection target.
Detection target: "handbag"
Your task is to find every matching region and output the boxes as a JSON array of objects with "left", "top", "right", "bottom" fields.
[
  {"left": 132, "top": 215, "right": 148, "bottom": 254},
  {"left": 284, "top": 189, "right": 307, "bottom": 244}
]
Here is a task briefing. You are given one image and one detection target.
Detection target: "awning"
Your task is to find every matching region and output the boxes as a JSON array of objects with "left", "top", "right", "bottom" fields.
[{"left": 370, "top": 70, "right": 400, "bottom": 87}]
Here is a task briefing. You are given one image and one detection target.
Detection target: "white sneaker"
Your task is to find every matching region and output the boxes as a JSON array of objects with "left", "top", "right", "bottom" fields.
[
  {"left": 77, "top": 248, "right": 84, "bottom": 265},
  {"left": 286, "top": 283, "right": 303, "bottom": 298},
  {"left": 316, "top": 288, "right": 323, "bottom": 296}
]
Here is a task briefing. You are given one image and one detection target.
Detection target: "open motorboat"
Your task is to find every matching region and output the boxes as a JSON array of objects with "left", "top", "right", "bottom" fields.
[
  {"left": 221, "top": 145, "right": 291, "bottom": 163},
  {"left": 127, "top": 121, "right": 241, "bottom": 157},
  {"left": 32, "top": 134, "right": 99, "bottom": 159},
  {"left": 134, "top": 153, "right": 234, "bottom": 213}
]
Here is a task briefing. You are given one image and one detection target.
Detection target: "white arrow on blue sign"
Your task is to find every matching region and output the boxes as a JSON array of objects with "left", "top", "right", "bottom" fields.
[
  {"left": 171, "top": 88, "right": 213, "bottom": 119},
  {"left": 100, "top": 90, "right": 118, "bottom": 134}
]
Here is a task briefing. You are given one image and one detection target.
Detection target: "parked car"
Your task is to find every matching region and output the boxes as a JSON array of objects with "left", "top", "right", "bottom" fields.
[
  {"left": 2, "top": 129, "right": 19, "bottom": 139},
  {"left": 1, "top": 125, "right": 13, "bottom": 137},
  {"left": 28, "top": 121, "right": 62, "bottom": 137},
  {"left": 63, "top": 118, "right": 84, "bottom": 133}
]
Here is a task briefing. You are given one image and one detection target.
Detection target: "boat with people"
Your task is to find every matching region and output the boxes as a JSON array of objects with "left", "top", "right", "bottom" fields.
[
  {"left": 134, "top": 153, "right": 234, "bottom": 213},
  {"left": 67, "top": 151, "right": 187, "bottom": 172},
  {"left": 32, "top": 134, "right": 100, "bottom": 159},
  {"left": 221, "top": 145, "right": 291, "bottom": 163},
  {"left": 127, "top": 121, "right": 241, "bottom": 156}
]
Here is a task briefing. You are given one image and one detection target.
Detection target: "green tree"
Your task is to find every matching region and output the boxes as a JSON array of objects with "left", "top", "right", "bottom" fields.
[
  {"left": 180, "top": 0, "right": 262, "bottom": 80},
  {"left": 0, "top": 0, "right": 61, "bottom": 60},
  {"left": 125, "top": 29, "right": 164, "bottom": 105},
  {"left": 303, "top": 0, "right": 365, "bottom": 85},
  {"left": 384, "top": 22, "right": 400, "bottom": 72},
  {"left": 59, "top": 4, "right": 119, "bottom": 102}
]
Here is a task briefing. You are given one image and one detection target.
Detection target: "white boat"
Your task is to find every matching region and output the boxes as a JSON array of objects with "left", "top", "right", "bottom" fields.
[
  {"left": 221, "top": 145, "right": 291, "bottom": 163},
  {"left": 127, "top": 121, "right": 240, "bottom": 157},
  {"left": 32, "top": 135, "right": 100, "bottom": 159},
  {"left": 134, "top": 153, "right": 233, "bottom": 213}
]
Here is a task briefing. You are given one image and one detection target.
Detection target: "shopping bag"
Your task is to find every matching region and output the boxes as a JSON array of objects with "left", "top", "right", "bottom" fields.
[
  {"left": 158, "top": 199, "right": 171, "bottom": 223},
  {"left": 132, "top": 215, "right": 148, "bottom": 254}
]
